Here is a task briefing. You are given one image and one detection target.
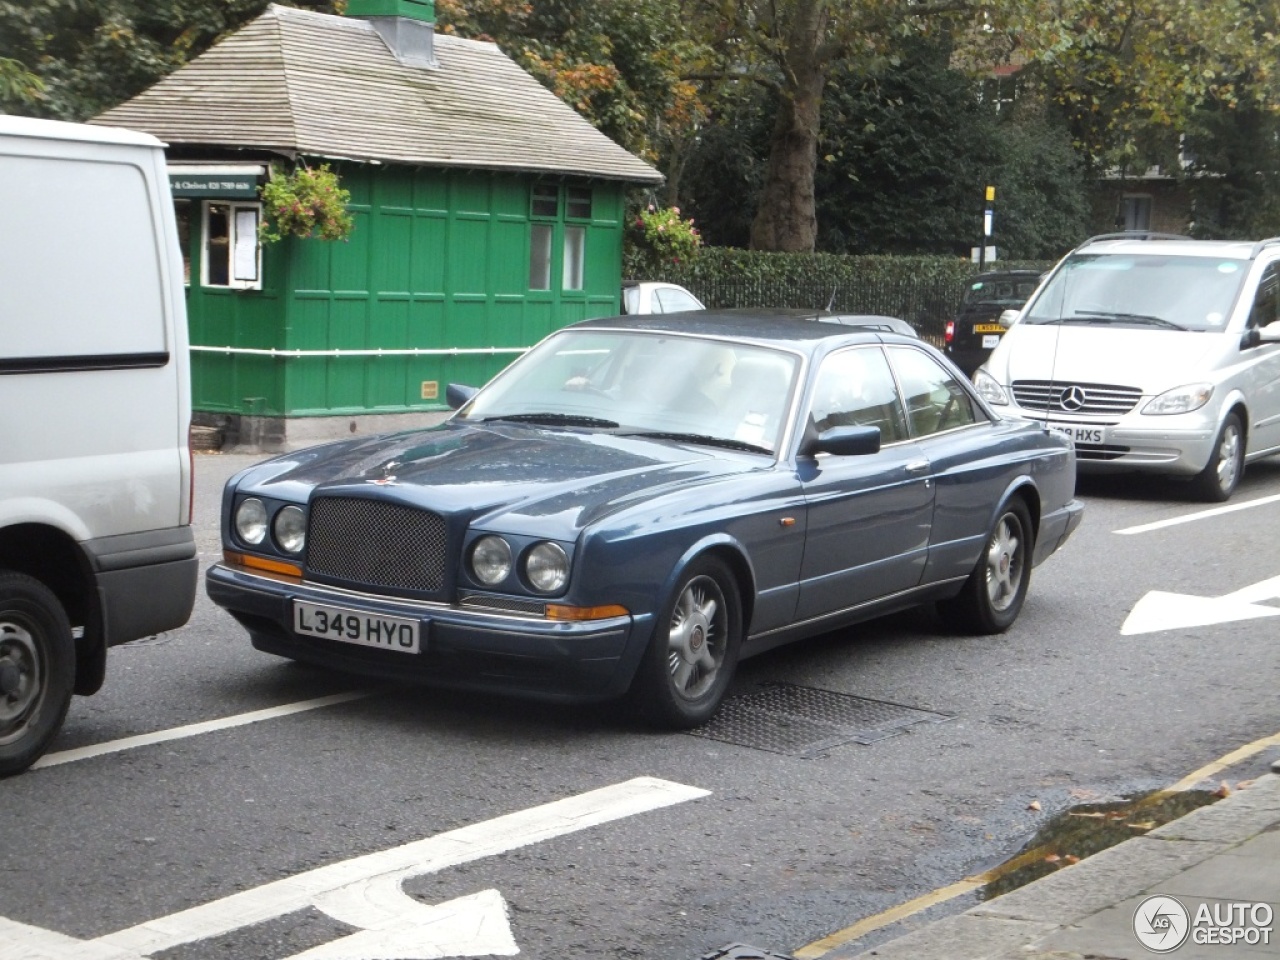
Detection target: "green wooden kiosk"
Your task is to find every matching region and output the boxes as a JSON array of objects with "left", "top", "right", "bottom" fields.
[{"left": 95, "top": 1, "right": 662, "bottom": 448}]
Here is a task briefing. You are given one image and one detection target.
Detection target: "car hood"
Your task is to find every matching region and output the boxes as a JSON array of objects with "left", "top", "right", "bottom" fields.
[
  {"left": 991, "top": 324, "right": 1225, "bottom": 391},
  {"left": 233, "top": 421, "right": 758, "bottom": 538}
]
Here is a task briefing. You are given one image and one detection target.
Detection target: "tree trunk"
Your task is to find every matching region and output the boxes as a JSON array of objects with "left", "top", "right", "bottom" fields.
[{"left": 749, "top": 0, "right": 831, "bottom": 252}]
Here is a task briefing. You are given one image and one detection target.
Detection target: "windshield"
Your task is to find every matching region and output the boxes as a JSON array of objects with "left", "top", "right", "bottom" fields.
[
  {"left": 456, "top": 330, "right": 801, "bottom": 454},
  {"left": 964, "top": 277, "right": 1038, "bottom": 305},
  {"left": 1024, "top": 254, "right": 1248, "bottom": 332}
]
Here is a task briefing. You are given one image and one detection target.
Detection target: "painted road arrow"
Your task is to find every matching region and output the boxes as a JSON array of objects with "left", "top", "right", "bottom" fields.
[{"left": 1122, "top": 574, "right": 1280, "bottom": 636}]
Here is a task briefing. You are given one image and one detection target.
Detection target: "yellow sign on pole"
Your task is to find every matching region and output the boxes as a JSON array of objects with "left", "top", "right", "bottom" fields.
[{"left": 986, "top": 185, "right": 996, "bottom": 202}]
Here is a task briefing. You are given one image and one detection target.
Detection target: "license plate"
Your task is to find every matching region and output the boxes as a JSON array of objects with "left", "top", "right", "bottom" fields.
[
  {"left": 981, "top": 334, "right": 1001, "bottom": 349},
  {"left": 1050, "top": 423, "right": 1103, "bottom": 444},
  {"left": 293, "top": 601, "right": 422, "bottom": 653},
  {"left": 973, "top": 323, "right": 1004, "bottom": 333}
]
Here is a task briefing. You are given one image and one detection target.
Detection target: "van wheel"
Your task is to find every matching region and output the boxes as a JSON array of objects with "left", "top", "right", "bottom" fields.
[
  {"left": 938, "top": 499, "right": 1034, "bottom": 635},
  {"left": 629, "top": 556, "right": 742, "bottom": 729},
  {"left": 1192, "top": 413, "right": 1244, "bottom": 502},
  {"left": 0, "top": 573, "right": 74, "bottom": 777}
]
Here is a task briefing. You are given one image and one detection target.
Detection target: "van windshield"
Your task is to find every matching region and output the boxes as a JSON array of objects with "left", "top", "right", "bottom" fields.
[{"left": 1024, "top": 254, "right": 1248, "bottom": 332}]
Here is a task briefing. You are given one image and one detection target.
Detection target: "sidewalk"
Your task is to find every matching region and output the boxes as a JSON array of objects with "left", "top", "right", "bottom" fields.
[{"left": 834, "top": 760, "right": 1280, "bottom": 960}]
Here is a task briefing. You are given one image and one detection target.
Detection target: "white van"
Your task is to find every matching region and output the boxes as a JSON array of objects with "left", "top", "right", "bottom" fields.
[{"left": 0, "top": 117, "right": 197, "bottom": 775}]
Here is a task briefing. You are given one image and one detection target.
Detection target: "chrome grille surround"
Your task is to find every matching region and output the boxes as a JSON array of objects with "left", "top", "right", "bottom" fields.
[
  {"left": 306, "top": 496, "right": 447, "bottom": 593},
  {"left": 459, "top": 593, "right": 548, "bottom": 617},
  {"left": 1012, "top": 380, "right": 1141, "bottom": 418}
]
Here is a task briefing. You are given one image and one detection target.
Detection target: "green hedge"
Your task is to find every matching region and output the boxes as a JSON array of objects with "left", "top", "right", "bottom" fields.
[{"left": 628, "top": 247, "right": 1055, "bottom": 345}]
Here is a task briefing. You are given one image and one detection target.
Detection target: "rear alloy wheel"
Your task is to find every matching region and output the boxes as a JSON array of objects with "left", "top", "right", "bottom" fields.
[
  {"left": 938, "top": 499, "right": 1034, "bottom": 635},
  {"left": 1191, "top": 413, "right": 1244, "bottom": 503},
  {"left": 631, "top": 556, "right": 742, "bottom": 729},
  {"left": 0, "top": 572, "right": 74, "bottom": 777}
]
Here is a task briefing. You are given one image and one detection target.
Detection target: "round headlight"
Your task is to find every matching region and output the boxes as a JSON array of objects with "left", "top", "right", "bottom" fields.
[
  {"left": 272, "top": 505, "right": 307, "bottom": 554},
  {"left": 525, "top": 542, "right": 569, "bottom": 593},
  {"left": 470, "top": 536, "right": 513, "bottom": 585},
  {"left": 235, "top": 498, "right": 268, "bottom": 545}
]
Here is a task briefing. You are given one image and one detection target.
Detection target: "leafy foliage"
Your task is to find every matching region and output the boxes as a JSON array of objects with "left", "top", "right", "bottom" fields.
[
  {"left": 626, "top": 204, "right": 702, "bottom": 273},
  {"left": 259, "top": 163, "right": 354, "bottom": 243}
]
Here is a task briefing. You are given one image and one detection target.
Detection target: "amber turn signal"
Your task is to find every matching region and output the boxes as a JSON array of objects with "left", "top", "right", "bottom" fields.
[
  {"left": 224, "top": 549, "right": 303, "bottom": 580},
  {"left": 545, "top": 603, "right": 629, "bottom": 622}
]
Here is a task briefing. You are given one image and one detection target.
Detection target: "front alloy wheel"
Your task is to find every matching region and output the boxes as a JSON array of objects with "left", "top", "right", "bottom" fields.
[
  {"left": 1192, "top": 413, "right": 1244, "bottom": 502},
  {"left": 630, "top": 556, "right": 742, "bottom": 729}
]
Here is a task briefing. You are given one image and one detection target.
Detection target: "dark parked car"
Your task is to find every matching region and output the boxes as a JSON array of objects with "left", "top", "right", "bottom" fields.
[
  {"left": 944, "top": 270, "right": 1042, "bottom": 375},
  {"left": 207, "top": 311, "right": 1082, "bottom": 727}
]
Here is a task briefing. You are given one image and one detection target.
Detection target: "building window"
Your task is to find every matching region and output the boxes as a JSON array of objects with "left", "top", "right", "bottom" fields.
[
  {"left": 563, "top": 226, "right": 585, "bottom": 290},
  {"left": 175, "top": 200, "right": 193, "bottom": 285},
  {"left": 531, "top": 183, "right": 559, "bottom": 218},
  {"left": 529, "top": 223, "right": 553, "bottom": 290},
  {"left": 1122, "top": 195, "right": 1152, "bottom": 232},
  {"left": 202, "top": 201, "right": 262, "bottom": 290},
  {"left": 566, "top": 187, "right": 592, "bottom": 220}
]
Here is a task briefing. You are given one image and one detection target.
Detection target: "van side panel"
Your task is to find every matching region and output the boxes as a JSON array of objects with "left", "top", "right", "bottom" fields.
[{"left": 0, "top": 140, "right": 187, "bottom": 538}]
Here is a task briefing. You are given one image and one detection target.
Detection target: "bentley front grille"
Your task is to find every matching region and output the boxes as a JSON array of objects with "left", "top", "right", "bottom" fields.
[
  {"left": 306, "top": 496, "right": 447, "bottom": 593},
  {"left": 1012, "top": 380, "right": 1141, "bottom": 418}
]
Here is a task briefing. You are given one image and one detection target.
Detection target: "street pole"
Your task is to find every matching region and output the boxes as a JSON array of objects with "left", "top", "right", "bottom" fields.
[{"left": 979, "top": 185, "right": 995, "bottom": 270}]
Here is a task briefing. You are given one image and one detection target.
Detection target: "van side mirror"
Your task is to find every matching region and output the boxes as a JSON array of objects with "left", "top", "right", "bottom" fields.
[
  {"left": 1256, "top": 320, "right": 1280, "bottom": 345},
  {"left": 998, "top": 308, "right": 1020, "bottom": 329},
  {"left": 446, "top": 383, "right": 479, "bottom": 410}
]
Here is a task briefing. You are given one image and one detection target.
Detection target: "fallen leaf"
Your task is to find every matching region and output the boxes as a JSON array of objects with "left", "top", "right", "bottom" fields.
[
  {"left": 1028, "top": 800, "right": 1042, "bottom": 811},
  {"left": 1127, "top": 821, "right": 1156, "bottom": 831},
  {"left": 1237, "top": 779, "right": 1255, "bottom": 790},
  {"left": 1068, "top": 811, "right": 1108, "bottom": 819},
  {"left": 1043, "top": 854, "right": 1061, "bottom": 863},
  {"left": 1214, "top": 781, "right": 1233, "bottom": 798},
  {"left": 1064, "top": 855, "right": 1081, "bottom": 864}
]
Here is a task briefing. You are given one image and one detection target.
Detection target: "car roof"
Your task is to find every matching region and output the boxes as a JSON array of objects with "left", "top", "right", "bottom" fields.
[
  {"left": 570, "top": 308, "right": 920, "bottom": 348},
  {"left": 1074, "top": 236, "right": 1258, "bottom": 259}
]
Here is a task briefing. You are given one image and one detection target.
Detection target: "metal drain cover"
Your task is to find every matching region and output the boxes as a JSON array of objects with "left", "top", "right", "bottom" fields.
[{"left": 688, "top": 682, "right": 952, "bottom": 757}]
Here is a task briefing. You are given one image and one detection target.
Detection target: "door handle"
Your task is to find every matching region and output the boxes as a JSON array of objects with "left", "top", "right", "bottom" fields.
[{"left": 905, "top": 460, "right": 931, "bottom": 476}]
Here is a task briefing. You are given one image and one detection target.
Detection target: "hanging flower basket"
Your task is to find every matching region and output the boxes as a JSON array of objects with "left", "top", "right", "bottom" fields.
[{"left": 259, "top": 163, "right": 354, "bottom": 243}]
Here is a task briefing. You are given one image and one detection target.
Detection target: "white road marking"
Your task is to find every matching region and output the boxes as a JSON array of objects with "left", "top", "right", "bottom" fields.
[
  {"left": 1113, "top": 492, "right": 1280, "bottom": 535},
  {"left": 1121, "top": 574, "right": 1280, "bottom": 635},
  {"left": 0, "top": 777, "right": 709, "bottom": 960},
  {"left": 32, "top": 692, "right": 369, "bottom": 769}
]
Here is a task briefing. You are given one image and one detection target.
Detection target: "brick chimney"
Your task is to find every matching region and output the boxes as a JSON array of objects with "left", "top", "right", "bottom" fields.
[{"left": 345, "top": 0, "right": 437, "bottom": 69}]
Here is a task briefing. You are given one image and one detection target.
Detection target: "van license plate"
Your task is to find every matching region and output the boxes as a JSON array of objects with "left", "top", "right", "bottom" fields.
[
  {"left": 973, "top": 323, "right": 1004, "bottom": 333},
  {"left": 1050, "top": 424, "right": 1103, "bottom": 444},
  {"left": 293, "top": 601, "right": 421, "bottom": 653}
]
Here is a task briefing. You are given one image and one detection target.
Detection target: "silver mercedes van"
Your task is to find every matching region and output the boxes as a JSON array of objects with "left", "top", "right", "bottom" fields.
[
  {"left": 0, "top": 117, "right": 198, "bottom": 775},
  {"left": 974, "top": 233, "right": 1280, "bottom": 501}
]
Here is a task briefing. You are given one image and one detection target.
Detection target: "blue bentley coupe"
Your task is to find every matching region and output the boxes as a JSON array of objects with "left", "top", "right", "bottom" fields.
[{"left": 206, "top": 311, "right": 1083, "bottom": 727}]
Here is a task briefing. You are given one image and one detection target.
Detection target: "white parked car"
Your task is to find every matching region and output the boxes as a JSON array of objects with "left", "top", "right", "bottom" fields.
[
  {"left": 621, "top": 280, "right": 705, "bottom": 315},
  {"left": 973, "top": 232, "right": 1280, "bottom": 501}
]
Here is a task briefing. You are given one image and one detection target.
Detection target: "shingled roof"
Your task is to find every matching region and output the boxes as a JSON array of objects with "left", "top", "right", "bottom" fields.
[{"left": 93, "top": 4, "right": 662, "bottom": 184}]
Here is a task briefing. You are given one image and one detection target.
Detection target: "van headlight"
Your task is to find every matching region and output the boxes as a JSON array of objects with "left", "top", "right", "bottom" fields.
[
  {"left": 524, "top": 542, "right": 569, "bottom": 593},
  {"left": 972, "top": 369, "right": 1009, "bottom": 405},
  {"left": 234, "top": 498, "right": 269, "bottom": 545},
  {"left": 470, "top": 535, "right": 513, "bottom": 585},
  {"left": 272, "top": 505, "right": 307, "bottom": 554},
  {"left": 1142, "top": 383, "right": 1214, "bottom": 415}
]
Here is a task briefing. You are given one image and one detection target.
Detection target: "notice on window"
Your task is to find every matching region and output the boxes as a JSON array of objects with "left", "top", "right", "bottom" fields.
[{"left": 233, "top": 208, "right": 259, "bottom": 282}]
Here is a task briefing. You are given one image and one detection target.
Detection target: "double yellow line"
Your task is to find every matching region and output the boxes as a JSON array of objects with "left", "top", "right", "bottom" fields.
[{"left": 793, "top": 731, "right": 1280, "bottom": 959}]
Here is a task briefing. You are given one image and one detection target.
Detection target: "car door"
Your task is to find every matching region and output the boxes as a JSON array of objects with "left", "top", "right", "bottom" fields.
[
  {"left": 796, "top": 345, "right": 935, "bottom": 621},
  {"left": 1240, "top": 262, "right": 1280, "bottom": 455}
]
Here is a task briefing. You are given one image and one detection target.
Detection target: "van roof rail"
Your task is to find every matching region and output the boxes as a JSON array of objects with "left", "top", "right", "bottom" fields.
[
  {"left": 1072, "top": 231, "right": 1192, "bottom": 253},
  {"left": 1249, "top": 237, "right": 1280, "bottom": 257}
]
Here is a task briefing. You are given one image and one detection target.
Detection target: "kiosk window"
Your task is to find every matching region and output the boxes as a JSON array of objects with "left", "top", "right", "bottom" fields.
[{"left": 203, "top": 201, "right": 262, "bottom": 290}]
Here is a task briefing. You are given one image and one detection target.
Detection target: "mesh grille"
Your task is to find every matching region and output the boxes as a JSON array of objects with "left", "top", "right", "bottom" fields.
[
  {"left": 306, "top": 497, "right": 447, "bottom": 592},
  {"left": 1012, "top": 380, "right": 1141, "bottom": 417},
  {"left": 459, "top": 593, "right": 547, "bottom": 616}
]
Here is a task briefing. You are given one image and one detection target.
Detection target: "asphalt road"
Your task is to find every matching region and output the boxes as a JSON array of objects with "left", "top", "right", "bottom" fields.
[{"left": 3, "top": 452, "right": 1280, "bottom": 960}]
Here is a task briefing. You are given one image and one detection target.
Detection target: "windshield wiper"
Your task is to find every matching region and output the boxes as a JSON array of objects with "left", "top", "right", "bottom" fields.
[
  {"left": 1071, "top": 311, "right": 1186, "bottom": 330},
  {"left": 624, "top": 431, "right": 773, "bottom": 454},
  {"left": 482, "top": 412, "right": 619, "bottom": 428}
]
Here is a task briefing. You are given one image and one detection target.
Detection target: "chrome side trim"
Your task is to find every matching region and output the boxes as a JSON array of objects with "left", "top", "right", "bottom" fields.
[{"left": 746, "top": 577, "right": 968, "bottom": 641}]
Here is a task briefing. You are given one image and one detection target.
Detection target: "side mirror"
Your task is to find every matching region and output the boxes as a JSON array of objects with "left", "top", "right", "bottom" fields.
[
  {"left": 1256, "top": 320, "right": 1280, "bottom": 345},
  {"left": 446, "top": 383, "right": 479, "bottom": 410},
  {"left": 998, "top": 308, "right": 1020, "bottom": 329},
  {"left": 806, "top": 424, "right": 881, "bottom": 457}
]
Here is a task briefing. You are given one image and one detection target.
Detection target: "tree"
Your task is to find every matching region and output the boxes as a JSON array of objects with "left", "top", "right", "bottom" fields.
[{"left": 0, "top": 1, "right": 343, "bottom": 120}]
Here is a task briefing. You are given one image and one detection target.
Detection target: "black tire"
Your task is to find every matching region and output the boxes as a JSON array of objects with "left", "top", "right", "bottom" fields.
[
  {"left": 0, "top": 572, "right": 75, "bottom": 777},
  {"left": 938, "top": 499, "right": 1034, "bottom": 635},
  {"left": 629, "top": 556, "right": 742, "bottom": 729},
  {"left": 1191, "top": 413, "right": 1244, "bottom": 503}
]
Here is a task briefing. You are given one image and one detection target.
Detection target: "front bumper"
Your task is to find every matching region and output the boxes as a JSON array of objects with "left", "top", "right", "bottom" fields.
[
  {"left": 205, "top": 563, "right": 649, "bottom": 702},
  {"left": 1009, "top": 409, "right": 1217, "bottom": 476}
]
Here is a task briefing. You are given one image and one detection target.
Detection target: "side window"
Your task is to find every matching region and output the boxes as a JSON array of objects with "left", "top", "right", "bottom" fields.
[
  {"left": 1249, "top": 263, "right": 1280, "bottom": 330},
  {"left": 887, "top": 346, "right": 982, "bottom": 437},
  {"left": 655, "top": 287, "right": 701, "bottom": 313},
  {"left": 202, "top": 201, "right": 261, "bottom": 290},
  {"left": 809, "top": 347, "right": 908, "bottom": 444}
]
